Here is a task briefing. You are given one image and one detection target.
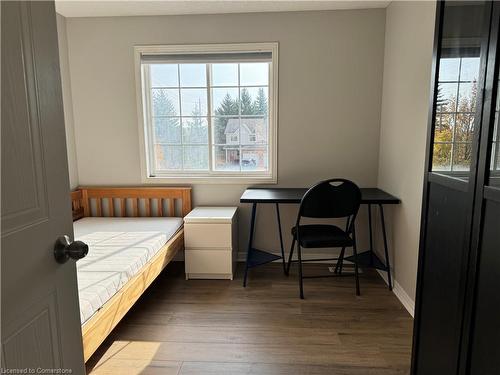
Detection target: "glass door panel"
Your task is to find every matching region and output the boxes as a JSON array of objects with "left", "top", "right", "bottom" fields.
[{"left": 489, "top": 78, "right": 500, "bottom": 187}]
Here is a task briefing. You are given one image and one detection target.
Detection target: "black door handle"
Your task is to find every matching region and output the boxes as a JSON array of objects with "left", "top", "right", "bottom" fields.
[{"left": 54, "top": 235, "right": 88, "bottom": 264}]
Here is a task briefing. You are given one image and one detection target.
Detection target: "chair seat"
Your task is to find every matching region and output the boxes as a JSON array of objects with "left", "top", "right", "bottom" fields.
[{"left": 292, "top": 224, "right": 353, "bottom": 248}]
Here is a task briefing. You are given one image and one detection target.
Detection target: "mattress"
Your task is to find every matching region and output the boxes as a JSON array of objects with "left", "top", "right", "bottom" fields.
[{"left": 74, "top": 217, "right": 183, "bottom": 324}]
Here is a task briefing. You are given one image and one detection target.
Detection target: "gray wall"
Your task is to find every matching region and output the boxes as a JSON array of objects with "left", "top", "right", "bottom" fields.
[
  {"left": 377, "top": 1, "right": 436, "bottom": 313},
  {"left": 56, "top": 14, "right": 79, "bottom": 189},
  {"left": 63, "top": 9, "right": 387, "bottom": 258}
]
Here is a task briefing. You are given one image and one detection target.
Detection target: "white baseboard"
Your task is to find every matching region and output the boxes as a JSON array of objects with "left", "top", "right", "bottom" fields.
[{"left": 376, "top": 270, "right": 415, "bottom": 317}]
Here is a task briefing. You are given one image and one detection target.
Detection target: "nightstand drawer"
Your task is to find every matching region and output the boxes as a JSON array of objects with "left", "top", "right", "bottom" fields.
[
  {"left": 185, "top": 249, "right": 233, "bottom": 274},
  {"left": 184, "top": 223, "right": 232, "bottom": 248}
]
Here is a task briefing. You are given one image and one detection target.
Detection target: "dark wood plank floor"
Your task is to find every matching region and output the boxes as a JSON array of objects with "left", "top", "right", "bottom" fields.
[{"left": 86, "top": 262, "right": 413, "bottom": 375}]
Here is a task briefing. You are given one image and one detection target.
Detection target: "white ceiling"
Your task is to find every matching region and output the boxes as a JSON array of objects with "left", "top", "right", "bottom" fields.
[{"left": 55, "top": 0, "right": 391, "bottom": 18}]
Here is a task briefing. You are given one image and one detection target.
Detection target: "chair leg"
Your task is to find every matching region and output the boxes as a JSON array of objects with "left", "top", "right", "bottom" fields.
[
  {"left": 352, "top": 226, "right": 361, "bottom": 296},
  {"left": 285, "top": 235, "right": 296, "bottom": 276},
  {"left": 339, "top": 249, "right": 346, "bottom": 275},
  {"left": 334, "top": 247, "right": 346, "bottom": 274},
  {"left": 297, "top": 243, "right": 304, "bottom": 299}
]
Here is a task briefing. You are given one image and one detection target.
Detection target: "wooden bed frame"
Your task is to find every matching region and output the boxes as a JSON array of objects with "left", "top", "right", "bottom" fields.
[{"left": 71, "top": 187, "right": 191, "bottom": 362}]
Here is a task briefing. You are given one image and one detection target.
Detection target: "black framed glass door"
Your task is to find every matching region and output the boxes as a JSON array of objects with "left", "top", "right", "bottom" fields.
[
  {"left": 466, "top": 2, "right": 500, "bottom": 374},
  {"left": 412, "top": 2, "right": 492, "bottom": 375}
]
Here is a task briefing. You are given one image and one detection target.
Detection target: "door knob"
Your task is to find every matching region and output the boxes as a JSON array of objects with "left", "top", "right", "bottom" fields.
[{"left": 54, "top": 235, "right": 88, "bottom": 264}]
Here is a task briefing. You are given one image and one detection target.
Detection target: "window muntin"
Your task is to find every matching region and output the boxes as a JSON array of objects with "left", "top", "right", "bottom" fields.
[{"left": 139, "top": 50, "right": 274, "bottom": 180}]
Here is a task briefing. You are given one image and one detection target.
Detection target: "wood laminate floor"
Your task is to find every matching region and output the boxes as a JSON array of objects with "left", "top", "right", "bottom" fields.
[{"left": 86, "top": 262, "right": 413, "bottom": 375}]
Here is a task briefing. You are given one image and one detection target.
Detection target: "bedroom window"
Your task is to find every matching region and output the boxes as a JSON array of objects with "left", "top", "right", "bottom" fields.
[{"left": 135, "top": 43, "right": 278, "bottom": 183}]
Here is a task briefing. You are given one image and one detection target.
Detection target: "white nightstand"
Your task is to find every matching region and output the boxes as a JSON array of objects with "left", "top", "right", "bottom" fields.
[{"left": 184, "top": 207, "right": 238, "bottom": 280}]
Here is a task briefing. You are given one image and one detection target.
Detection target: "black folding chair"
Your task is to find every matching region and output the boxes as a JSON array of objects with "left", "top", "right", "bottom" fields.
[{"left": 285, "top": 179, "right": 362, "bottom": 299}]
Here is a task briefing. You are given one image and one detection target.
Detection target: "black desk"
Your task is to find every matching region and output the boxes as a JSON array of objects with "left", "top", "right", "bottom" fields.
[{"left": 240, "top": 187, "right": 400, "bottom": 289}]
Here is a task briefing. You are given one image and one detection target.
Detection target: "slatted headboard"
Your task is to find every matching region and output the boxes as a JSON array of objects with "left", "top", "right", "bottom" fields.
[{"left": 71, "top": 187, "right": 192, "bottom": 221}]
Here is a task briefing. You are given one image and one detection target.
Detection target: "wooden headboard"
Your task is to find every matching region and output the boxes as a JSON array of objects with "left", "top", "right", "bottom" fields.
[{"left": 71, "top": 187, "right": 192, "bottom": 221}]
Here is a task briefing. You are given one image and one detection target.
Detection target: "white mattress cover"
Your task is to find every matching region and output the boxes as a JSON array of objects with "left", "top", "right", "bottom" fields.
[{"left": 74, "top": 217, "right": 183, "bottom": 324}]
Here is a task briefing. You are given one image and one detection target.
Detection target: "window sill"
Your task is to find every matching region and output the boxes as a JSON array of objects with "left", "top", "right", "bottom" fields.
[{"left": 142, "top": 175, "right": 277, "bottom": 185}]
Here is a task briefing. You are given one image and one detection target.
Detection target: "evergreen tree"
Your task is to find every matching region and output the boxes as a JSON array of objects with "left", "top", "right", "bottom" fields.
[
  {"left": 240, "top": 88, "right": 254, "bottom": 115},
  {"left": 214, "top": 93, "right": 238, "bottom": 144},
  {"left": 152, "top": 90, "right": 180, "bottom": 168},
  {"left": 153, "top": 89, "right": 178, "bottom": 117},
  {"left": 185, "top": 99, "right": 206, "bottom": 144},
  {"left": 215, "top": 93, "right": 238, "bottom": 116},
  {"left": 436, "top": 86, "right": 448, "bottom": 111},
  {"left": 152, "top": 90, "right": 180, "bottom": 144},
  {"left": 253, "top": 88, "right": 268, "bottom": 115}
]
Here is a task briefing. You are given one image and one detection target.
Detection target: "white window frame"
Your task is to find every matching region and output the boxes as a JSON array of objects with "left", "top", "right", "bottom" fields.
[{"left": 134, "top": 43, "right": 278, "bottom": 184}]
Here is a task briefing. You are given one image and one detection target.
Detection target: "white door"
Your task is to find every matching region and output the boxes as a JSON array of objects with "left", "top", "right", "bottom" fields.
[{"left": 1, "top": 2, "right": 86, "bottom": 373}]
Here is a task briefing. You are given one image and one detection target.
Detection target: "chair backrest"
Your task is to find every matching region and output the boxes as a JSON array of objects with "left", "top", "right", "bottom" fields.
[{"left": 298, "top": 179, "right": 362, "bottom": 220}]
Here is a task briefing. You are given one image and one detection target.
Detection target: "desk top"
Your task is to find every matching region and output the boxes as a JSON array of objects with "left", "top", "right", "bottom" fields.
[{"left": 240, "top": 187, "right": 400, "bottom": 204}]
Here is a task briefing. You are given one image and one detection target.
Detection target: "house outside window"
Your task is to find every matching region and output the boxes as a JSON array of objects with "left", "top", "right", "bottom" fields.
[{"left": 135, "top": 43, "right": 278, "bottom": 183}]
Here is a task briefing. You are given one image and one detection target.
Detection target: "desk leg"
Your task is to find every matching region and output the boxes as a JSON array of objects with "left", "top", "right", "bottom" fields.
[
  {"left": 243, "top": 203, "right": 257, "bottom": 287},
  {"left": 275, "top": 203, "right": 286, "bottom": 274},
  {"left": 368, "top": 204, "right": 374, "bottom": 266},
  {"left": 379, "top": 204, "right": 393, "bottom": 291}
]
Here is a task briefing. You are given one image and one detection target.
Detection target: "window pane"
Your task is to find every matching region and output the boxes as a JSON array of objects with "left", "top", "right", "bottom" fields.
[
  {"left": 240, "top": 117, "right": 268, "bottom": 145},
  {"left": 433, "top": 143, "right": 452, "bottom": 171},
  {"left": 213, "top": 145, "right": 240, "bottom": 171},
  {"left": 439, "top": 58, "right": 460, "bottom": 82},
  {"left": 152, "top": 89, "right": 179, "bottom": 116},
  {"left": 182, "top": 118, "right": 208, "bottom": 144},
  {"left": 453, "top": 143, "right": 473, "bottom": 171},
  {"left": 212, "top": 88, "right": 239, "bottom": 116},
  {"left": 434, "top": 114, "right": 454, "bottom": 143},
  {"left": 241, "top": 145, "right": 268, "bottom": 171},
  {"left": 240, "top": 63, "right": 268, "bottom": 86},
  {"left": 458, "top": 83, "right": 477, "bottom": 112},
  {"left": 150, "top": 64, "right": 178, "bottom": 87},
  {"left": 183, "top": 146, "right": 208, "bottom": 170},
  {"left": 180, "top": 89, "right": 207, "bottom": 116},
  {"left": 179, "top": 64, "right": 206, "bottom": 87},
  {"left": 437, "top": 82, "right": 458, "bottom": 113},
  {"left": 212, "top": 64, "right": 238, "bottom": 86},
  {"left": 153, "top": 117, "right": 181, "bottom": 144},
  {"left": 240, "top": 88, "right": 255, "bottom": 115},
  {"left": 155, "top": 145, "right": 182, "bottom": 170},
  {"left": 455, "top": 114, "right": 474, "bottom": 143},
  {"left": 244, "top": 87, "right": 268, "bottom": 116},
  {"left": 460, "top": 57, "right": 480, "bottom": 82},
  {"left": 212, "top": 116, "right": 238, "bottom": 145}
]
